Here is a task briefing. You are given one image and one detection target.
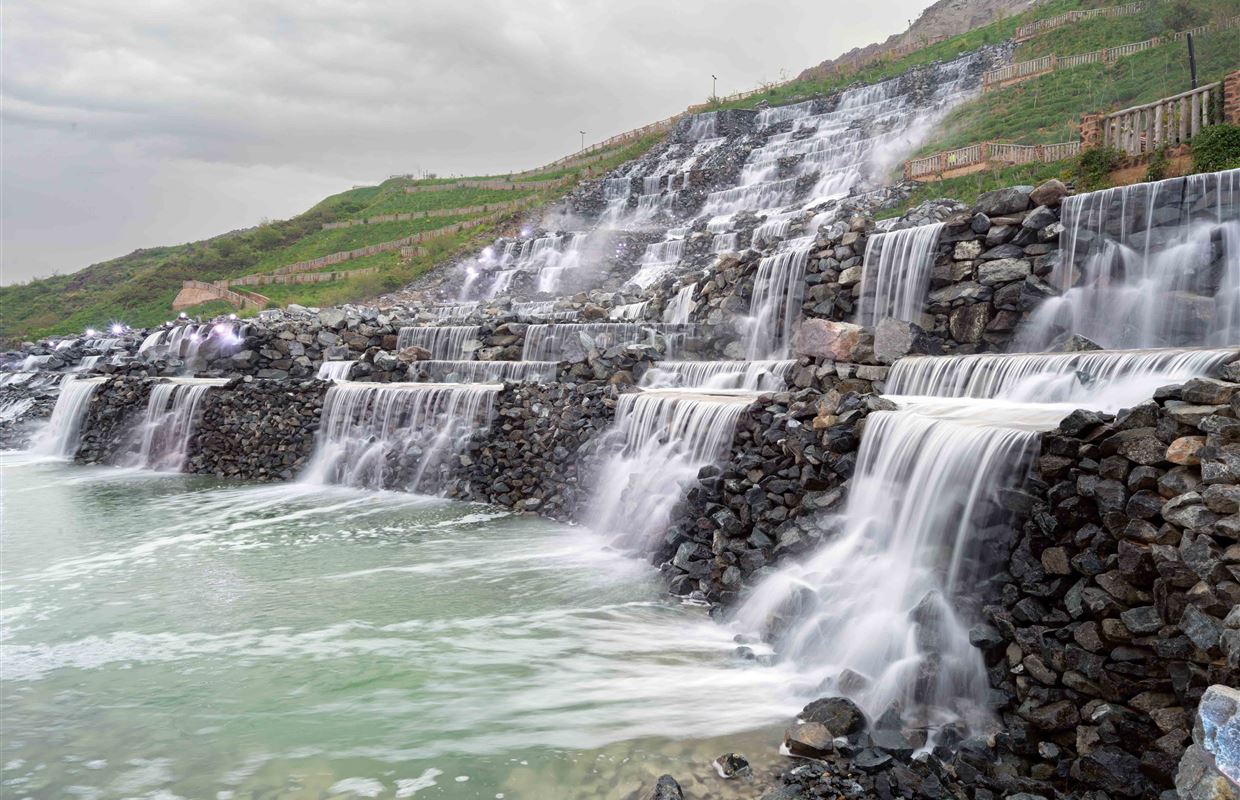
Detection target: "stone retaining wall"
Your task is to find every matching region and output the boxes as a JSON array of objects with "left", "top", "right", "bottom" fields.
[
  {"left": 979, "top": 367, "right": 1240, "bottom": 797},
  {"left": 186, "top": 379, "right": 327, "bottom": 481}
]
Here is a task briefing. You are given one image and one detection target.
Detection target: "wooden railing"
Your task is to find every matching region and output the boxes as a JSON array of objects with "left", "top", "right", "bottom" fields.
[
  {"left": 986, "top": 17, "right": 1238, "bottom": 89},
  {"left": 225, "top": 268, "right": 379, "bottom": 287},
  {"left": 403, "top": 176, "right": 572, "bottom": 193},
  {"left": 905, "top": 140, "right": 1081, "bottom": 179},
  {"left": 322, "top": 199, "right": 531, "bottom": 230},
  {"left": 1015, "top": 1, "right": 1149, "bottom": 41},
  {"left": 1100, "top": 81, "right": 1222, "bottom": 155}
]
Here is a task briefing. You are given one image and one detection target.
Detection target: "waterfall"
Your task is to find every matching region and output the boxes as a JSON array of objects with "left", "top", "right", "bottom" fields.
[
  {"left": 663, "top": 284, "right": 696, "bottom": 324},
  {"left": 744, "top": 239, "right": 812, "bottom": 359},
  {"left": 857, "top": 222, "right": 945, "bottom": 327},
  {"left": 19, "top": 355, "right": 53, "bottom": 371},
  {"left": 432, "top": 302, "right": 479, "bottom": 320},
  {"left": 316, "top": 360, "right": 356, "bottom": 380},
  {"left": 736, "top": 397, "right": 1067, "bottom": 735},
  {"left": 712, "top": 233, "right": 739, "bottom": 252},
  {"left": 609, "top": 301, "right": 651, "bottom": 321},
  {"left": 521, "top": 323, "right": 702, "bottom": 361},
  {"left": 639, "top": 359, "right": 795, "bottom": 392},
  {"left": 684, "top": 111, "right": 718, "bottom": 140},
  {"left": 75, "top": 355, "right": 102, "bottom": 372},
  {"left": 888, "top": 347, "right": 1239, "bottom": 408},
  {"left": 628, "top": 238, "right": 685, "bottom": 289},
  {"left": 302, "top": 382, "right": 498, "bottom": 493},
  {"left": 512, "top": 301, "right": 579, "bottom": 321},
  {"left": 131, "top": 379, "right": 226, "bottom": 471},
  {"left": 1018, "top": 168, "right": 1240, "bottom": 350},
  {"left": 396, "top": 326, "right": 482, "bottom": 359},
  {"left": 591, "top": 389, "right": 756, "bottom": 549},
  {"left": 33, "top": 378, "right": 103, "bottom": 457},
  {"left": 412, "top": 360, "right": 557, "bottom": 383}
]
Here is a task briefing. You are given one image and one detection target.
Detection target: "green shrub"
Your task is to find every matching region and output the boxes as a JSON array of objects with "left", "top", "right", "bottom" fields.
[
  {"left": 1146, "top": 145, "right": 1171, "bottom": 181},
  {"left": 1074, "top": 146, "right": 1126, "bottom": 191},
  {"left": 1161, "top": 0, "right": 1206, "bottom": 33},
  {"left": 1191, "top": 124, "right": 1240, "bottom": 173}
]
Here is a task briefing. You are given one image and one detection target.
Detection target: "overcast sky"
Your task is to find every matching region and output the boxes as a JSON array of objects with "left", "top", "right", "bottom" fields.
[{"left": 2, "top": 0, "right": 934, "bottom": 285}]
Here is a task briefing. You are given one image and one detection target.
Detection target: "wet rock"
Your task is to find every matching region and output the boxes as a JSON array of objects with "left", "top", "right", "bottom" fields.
[
  {"left": 799, "top": 696, "right": 866, "bottom": 735},
  {"left": 713, "top": 753, "right": 752, "bottom": 779},
  {"left": 643, "top": 774, "right": 683, "bottom": 800},
  {"left": 785, "top": 722, "right": 834, "bottom": 757}
]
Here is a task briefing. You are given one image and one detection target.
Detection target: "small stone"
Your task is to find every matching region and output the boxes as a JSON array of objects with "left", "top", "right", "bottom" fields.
[
  {"left": 643, "top": 775, "right": 683, "bottom": 800},
  {"left": 712, "top": 753, "right": 751, "bottom": 779}
]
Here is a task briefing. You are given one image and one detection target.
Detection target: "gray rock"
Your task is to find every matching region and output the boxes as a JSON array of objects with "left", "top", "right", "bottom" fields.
[
  {"left": 873, "top": 318, "right": 916, "bottom": 364},
  {"left": 975, "top": 185, "right": 1033, "bottom": 216},
  {"left": 1176, "top": 685, "right": 1240, "bottom": 799},
  {"left": 784, "top": 721, "right": 834, "bottom": 757},
  {"left": 643, "top": 774, "right": 683, "bottom": 800},
  {"left": 977, "top": 257, "right": 1031, "bottom": 285},
  {"left": 800, "top": 696, "right": 866, "bottom": 735},
  {"left": 1030, "top": 179, "right": 1069, "bottom": 208}
]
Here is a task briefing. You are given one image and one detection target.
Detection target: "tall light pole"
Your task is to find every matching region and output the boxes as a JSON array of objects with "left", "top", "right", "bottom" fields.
[
  {"left": 712, "top": 74, "right": 717, "bottom": 100},
  {"left": 579, "top": 130, "right": 586, "bottom": 151}
]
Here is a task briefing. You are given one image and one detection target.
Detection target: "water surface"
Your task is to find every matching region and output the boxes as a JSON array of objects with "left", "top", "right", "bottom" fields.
[{"left": 1, "top": 453, "right": 791, "bottom": 799}]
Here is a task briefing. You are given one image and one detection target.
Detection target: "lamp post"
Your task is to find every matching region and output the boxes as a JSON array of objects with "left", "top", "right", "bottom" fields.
[
  {"left": 712, "top": 74, "right": 717, "bottom": 100},
  {"left": 579, "top": 130, "right": 586, "bottom": 151}
]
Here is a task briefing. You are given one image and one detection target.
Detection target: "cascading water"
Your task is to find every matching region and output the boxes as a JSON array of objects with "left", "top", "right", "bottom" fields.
[
  {"left": 396, "top": 326, "right": 482, "bottom": 359},
  {"left": 744, "top": 238, "right": 812, "bottom": 359},
  {"left": 591, "top": 390, "right": 756, "bottom": 550},
  {"left": 1018, "top": 168, "right": 1240, "bottom": 350},
  {"left": 521, "top": 323, "right": 702, "bottom": 361},
  {"left": 663, "top": 285, "right": 696, "bottom": 324},
  {"left": 888, "top": 347, "right": 1239, "bottom": 407},
  {"left": 628, "top": 238, "right": 686, "bottom": 289},
  {"left": 857, "top": 222, "right": 945, "bottom": 327},
  {"left": 609, "top": 301, "right": 651, "bottom": 321},
  {"left": 639, "top": 359, "right": 795, "bottom": 392},
  {"left": 412, "top": 360, "right": 557, "bottom": 383},
  {"left": 736, "top": 397, "right": 1065, "bottom": 736},
  {"left": 130, "top": 379, "right": 227, "bottom": 471},
  {"left": 317, "top": 360, "right": 357, "bottom": 380},
  {"left": 33, "top": 378, "right": 104, "bottom": 457},
  {"left": 302, "top": 382, "right": 499, "bottom": 493}
]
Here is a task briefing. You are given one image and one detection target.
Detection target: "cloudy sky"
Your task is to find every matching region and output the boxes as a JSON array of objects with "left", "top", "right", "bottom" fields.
[{"left": 3, "top": 0, "right": 933, "bottom": 284}]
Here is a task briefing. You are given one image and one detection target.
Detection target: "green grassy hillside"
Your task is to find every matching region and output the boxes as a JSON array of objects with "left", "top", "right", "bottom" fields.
[{"left": 0, "top": 135, "right": 659, "bottom": 342}]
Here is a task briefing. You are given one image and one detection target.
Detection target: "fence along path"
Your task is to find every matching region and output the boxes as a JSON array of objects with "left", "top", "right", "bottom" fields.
[
  {"left": 322, "top": 199, "right": 533, "bottom": 230},
  {"left": 1014, "top": 1, "right": 1151, "bottom": 41},
  {"left": 402, "top": 176, "right": 573, "bottom": 193},
  {"left": 985, "top": 16, "right": 1240, "bottom": 89},
  {"left": 1094, "top": 80, "right": 1224, "bottom": 156},
  {"left": 904, "top": 140, "right": 1082, "bottom": 179}
]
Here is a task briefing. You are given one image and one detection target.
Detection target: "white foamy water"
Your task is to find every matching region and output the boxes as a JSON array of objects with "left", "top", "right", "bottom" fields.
[{"left": 1, "top": 460, "right": 797, "bottom": 799}]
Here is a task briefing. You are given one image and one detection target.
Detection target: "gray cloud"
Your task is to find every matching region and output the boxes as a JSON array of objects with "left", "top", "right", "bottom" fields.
[{"left": 2, "top": 0, "right": 930, "bottom": 284}]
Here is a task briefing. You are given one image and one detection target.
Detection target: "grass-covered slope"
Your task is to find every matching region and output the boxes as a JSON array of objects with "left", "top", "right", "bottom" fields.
[{"left": 0, "top": 135, "right": 660, "bottom": 342}]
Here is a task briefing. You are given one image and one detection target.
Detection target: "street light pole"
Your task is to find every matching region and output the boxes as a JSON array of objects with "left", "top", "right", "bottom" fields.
[
  {"left": 712, "top": 74, "right": 717, "bottom": 100},
  {"left": 579, "top": 130, "right": 586, "bottom": 151}
]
